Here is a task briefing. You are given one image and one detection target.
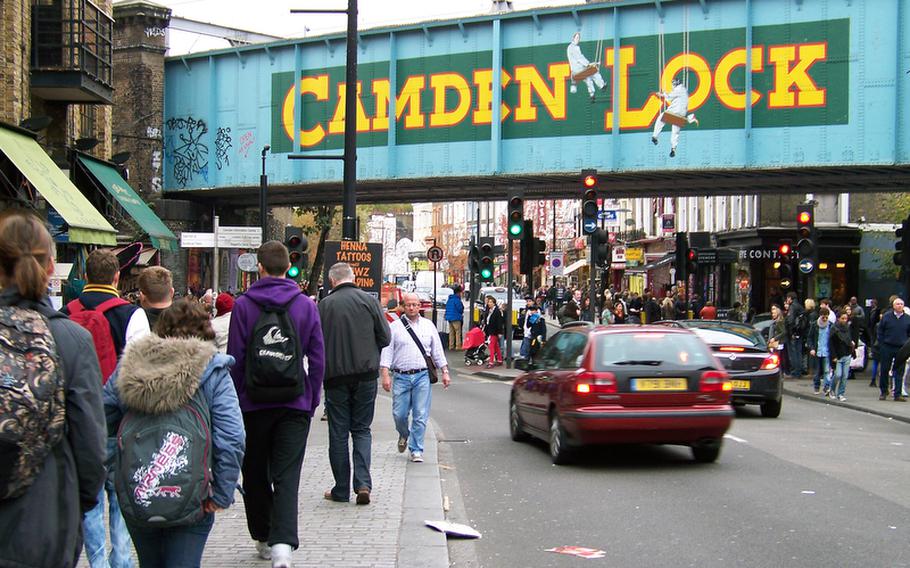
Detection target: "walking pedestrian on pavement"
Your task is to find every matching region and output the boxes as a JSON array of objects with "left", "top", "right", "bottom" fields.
[
  {"left": 876, "top": 297, "right": 910, "bottom": 402},
  {"left": 445, "top": 285, "right": 465, "bottom": 350},
  {"left": 226, "top": 240, "right": 325, "bottom": 568},
  {"left": 211, "top": 292, "right": 234, "bottom": 353},
  {"left": 380, "top": 292, "right": 451, "bottom": 464},
  {"left": 785, "top": 292, "right": 808, "bottom": 378},
  {"left": 64, "top": 249, "right": 151, "bottom": 568},
  {"left": 481, "top": 295, "right": 504, "bottom": 367},
  {"left": 318, "top": 263, "right": 391, "bottom": 505},
  {"left": 0, "top": 212, "right": 107, "bottom": 568},
  {"left": 807, "top": 307, "right": 832, "bottom": 395},
  {"left": 104, "top": 298, "right": 245, "bottom": 567},
  {"left": 137, "top": 266, "right": 174, "bottom": 330},
  {"left": 519, "top": 303, "right": 546, "bottom": 359},
  {"left": 829, "top": 309, "right": 855, "bottom": 402}
]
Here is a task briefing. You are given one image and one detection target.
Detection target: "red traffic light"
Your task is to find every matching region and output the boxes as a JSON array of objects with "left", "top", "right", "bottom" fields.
[
  {"left": 798, "top": 211, "right": 811, "bottom": 224},
  {"left": 687, "top": 249, "right": 696, "bottom": 260},
  {"left": 779, "top": 242, "right": 791, "bottom": 256},
  {"left": 583, "top": 175, "right": 597, "bottom": 188},
  {"left": 287, "top": 235, "right": 302, "bottom": 248}
]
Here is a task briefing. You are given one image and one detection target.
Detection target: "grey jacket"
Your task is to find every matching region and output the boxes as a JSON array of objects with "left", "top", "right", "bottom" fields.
[
  {"left": 104, "top": 334, "right": 246, "bottom": 509},
  {"left": 0, "top": 288, "right": 107, "bottom": 568},
  {"left": 318, "top": 282, "right": 391, "bottom": 386}
]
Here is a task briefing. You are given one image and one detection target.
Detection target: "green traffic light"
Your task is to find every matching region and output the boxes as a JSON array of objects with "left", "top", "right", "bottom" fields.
[
  {"left": 509, "top": 223, "right": 522, "bottom": 236},
  {"left": 287, "top": 266, "right": 300, "bottom": 278},
  {"left": 480, "top": 268, "right": 492, "bottom": 279}
]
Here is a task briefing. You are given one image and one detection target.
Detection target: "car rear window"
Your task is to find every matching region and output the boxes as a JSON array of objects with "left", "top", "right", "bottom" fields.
[
  {"left": 684, "top": 323, "right": 767, "bottom": 348},
  {"left": 595, "top": 332, "right": 717, "bottom": 370}
]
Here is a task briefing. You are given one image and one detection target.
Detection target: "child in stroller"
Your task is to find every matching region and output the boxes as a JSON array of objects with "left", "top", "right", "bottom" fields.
[{"left": 463, "top": 326, "right": 488, "bottom": 367}]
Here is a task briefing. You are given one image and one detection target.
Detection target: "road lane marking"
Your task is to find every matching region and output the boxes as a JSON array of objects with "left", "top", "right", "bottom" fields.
[{"left": 724, "top": 434, "right": 749, "bottom": 444}]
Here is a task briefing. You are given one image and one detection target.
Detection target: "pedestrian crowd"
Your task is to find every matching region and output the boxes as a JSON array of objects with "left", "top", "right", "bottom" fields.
[{"left": 0, "top": 210, "right": 450, "bottom": 568}]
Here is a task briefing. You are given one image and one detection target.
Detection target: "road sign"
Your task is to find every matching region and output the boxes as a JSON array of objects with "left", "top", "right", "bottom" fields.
[
  {"left": 427, "top": 245, "right": 444, "bottom": 263},
  {"left": 237, "top": 253, "right": 258, "bottom": 272},
  {"left": 549, "top": 251, "right": 564, "bottom": 275},
  {"left": 583, "top": 219, "right": 597, "bottom": 234},
  {"left": 798, "top": 258, "right": 815, "bottom": 274},
  {"left": 598, "top": 210, "right": 618, "bottom": 222},
  {"left": 180, "top": 226, "right": 262, "bottom": 249}
]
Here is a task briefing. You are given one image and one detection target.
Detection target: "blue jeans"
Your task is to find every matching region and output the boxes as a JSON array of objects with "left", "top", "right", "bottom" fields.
[
  {"left": 879, "top": 344, "right": 905, "bottom": 399},
  {"left": 813, "top": 355, "right": 830, "bottom": 391},
  {"left": 870, "top": 358, "right": 879, "bottom": 386},
  {"left": 788, "top": 337, "right": 805, "bottom": 375},
  {"left": 392, "top": 371, "right": 432, "bottom": 454},
  {"left": 832, "top": 356, "right": 851, "bottom": 397},
  {"left": 325, "top": 379, "right": 378, "bottom": 499},
  {"left": 519, "top": 337, "right": 532, "bottom": 358},
  {"left": 126, "top": 512, "right": 214, "bottom": 568},
  {"left": 84, "top": 438, "right": 133, "bottom": 568}
]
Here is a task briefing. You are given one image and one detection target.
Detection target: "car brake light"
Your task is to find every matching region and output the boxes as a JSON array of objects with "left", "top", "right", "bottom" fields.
[
  {"left": 760, "top": 353, "right": 780, "bottom": 370},
  {"left": 700, "top": 370, "right": 732, "bottom": 393},
  {"left": 574, "top": 371, "right": 617, "bottom": 394},
  {"left": 719, "top": 346, "right": 745, "bottom": 352}
]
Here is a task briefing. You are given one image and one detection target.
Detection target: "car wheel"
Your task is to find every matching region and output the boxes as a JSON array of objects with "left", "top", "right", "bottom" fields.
[
  {"left": 509, "top": 396, "right": 530, "bottom": 442},
  {"left": 691, "top": 439, "right": 722, "bottom": 463},
  {"left": 761, "top": 398, "right": 782, "bottom": 418},
  {"left": 549, "top": 411, "right": 572, "bottom": 465}
]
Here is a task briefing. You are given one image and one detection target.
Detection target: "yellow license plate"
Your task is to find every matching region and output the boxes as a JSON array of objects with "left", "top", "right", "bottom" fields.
[
  {"left": 731, "top": 380, "right": 751, "bottom": 390},
  {"left": 632, "top": 378, "right": 688, "bottom": 391}
]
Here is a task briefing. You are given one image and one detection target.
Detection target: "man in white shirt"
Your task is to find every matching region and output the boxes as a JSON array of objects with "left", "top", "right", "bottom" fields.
[{"left": 380, "top": 293, "right": 451, "bottom": 463}]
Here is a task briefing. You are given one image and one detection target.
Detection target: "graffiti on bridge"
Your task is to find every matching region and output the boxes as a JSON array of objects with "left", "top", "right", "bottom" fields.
[
  {"left": 215, "top": 127, "right": 232, "bottom": 170},
  {"left": 165, "top": 117, "right": 209, "bottom": 187}
]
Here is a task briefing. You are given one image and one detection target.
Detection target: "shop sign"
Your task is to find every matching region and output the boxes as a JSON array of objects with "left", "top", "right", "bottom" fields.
[
  {"left": 625, "top": 247, "right": 644, "bottom": 266},
  {"left": 738, "top": 248, "right": 801, "bottom": 260},
  {"left": 661, "top": 214, "right": 675, "bottom": 233},
  {"left": 612, "top": 246, "right": 626, "bottom": 263},
  {"left": 324, "top": 241, "right": 383, "bottom": 297}
]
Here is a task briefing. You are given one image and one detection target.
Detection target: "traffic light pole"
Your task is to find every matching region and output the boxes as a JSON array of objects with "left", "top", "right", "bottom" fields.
[
  {"left": 590, "top": 236, "right": 597, "bottom": 324},
  {"left": 506, "top": 239, "right": 514, "bottom": 368}
]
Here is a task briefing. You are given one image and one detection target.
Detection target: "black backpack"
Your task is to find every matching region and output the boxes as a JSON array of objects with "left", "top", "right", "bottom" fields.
[{"left": 245, "top": 296, "right": 303, "bottom": 403}]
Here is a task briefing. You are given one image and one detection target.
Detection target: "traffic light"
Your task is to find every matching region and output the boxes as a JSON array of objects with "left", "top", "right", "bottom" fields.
[
  {"left": 592, "top": 228, "right": 610, "bottom": 267},
  {"left": 894, "top": 216, "right": 910, "bottom": 270},
  {"left": 468, "top": 240, "right": 480, "bottom": 274},
  {"left": 796, "top": 204, "right": 817, "bottom": 273},
  {"left": 534, "top": 238, "right": 546, "bottom": 268},
  {"left": 581, "top": 169, "right": 598, "bottom": 234},
  {"left": 285, "top": 226, "right": 308, "bottom": 280},
  {"left": 686, "top": 247, "right": 698, "bottom": 276},
  {"left": 675, "top": 232, "right": 689, "bottom": 283},
  {"left": 520, "top": 220, "right": 534, "bottom": 275},
  {"left": 507, "top": 189, "right": 525, "bottom": 240},
  {"left": 777, "top": 240, "right": 793, "bottom": 289},
  {"left": 478, "top": 237, "right": 495, "bottom": 282}
]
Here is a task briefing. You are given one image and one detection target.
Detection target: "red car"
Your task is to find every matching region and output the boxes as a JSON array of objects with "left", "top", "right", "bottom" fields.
[{"left": 510, "top": 324, "right": 734, "bottom": 464}]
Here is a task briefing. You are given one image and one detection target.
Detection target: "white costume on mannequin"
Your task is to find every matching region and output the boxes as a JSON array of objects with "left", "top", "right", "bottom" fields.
[
  {"left": 567, "top": 32, "right": 606, "bottom": 100},
  {"left": 651, "top": 80, "right": 698, "bottom": 156}
]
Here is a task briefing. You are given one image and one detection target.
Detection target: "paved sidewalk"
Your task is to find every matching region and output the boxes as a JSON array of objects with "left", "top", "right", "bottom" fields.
[{"left": 78, "top": 394, "right": 449, "bottom": 567}]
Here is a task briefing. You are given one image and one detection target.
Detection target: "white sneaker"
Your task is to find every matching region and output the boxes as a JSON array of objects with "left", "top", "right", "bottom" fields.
[
  {"left": 410, "top": 451, "right": 424, "bottom": 463},
  {"left": 838, "top": 395, "right": 847, "bottom": 402},
  {"left": 271, "top": 543, "right": 293, "bottom": 568},
  {"left": 256, "top": 541, "right": 271, "bottom": 560}
]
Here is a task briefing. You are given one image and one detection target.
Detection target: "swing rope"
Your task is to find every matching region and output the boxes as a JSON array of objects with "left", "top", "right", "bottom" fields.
[{"left": 658, "top": 17, "right": 666, "bottom": 111}]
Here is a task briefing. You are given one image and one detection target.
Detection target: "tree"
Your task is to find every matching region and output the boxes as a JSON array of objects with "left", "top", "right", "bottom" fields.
[{"left": 293, "top": 205, "right": 338, "bottom": 296}]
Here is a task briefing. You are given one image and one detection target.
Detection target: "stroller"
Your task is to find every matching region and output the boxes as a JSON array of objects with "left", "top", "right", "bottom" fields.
[{"left": 463, "top": 326, "right": 489, "bottom": 367}]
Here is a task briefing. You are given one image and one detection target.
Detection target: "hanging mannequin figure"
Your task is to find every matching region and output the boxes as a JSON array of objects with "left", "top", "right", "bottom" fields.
[
  {"left": 651, "top": 78, "right": 699, "bottom": 157},
  {"left": 567, "top": 32, "right": 607, "bottom": 103}
]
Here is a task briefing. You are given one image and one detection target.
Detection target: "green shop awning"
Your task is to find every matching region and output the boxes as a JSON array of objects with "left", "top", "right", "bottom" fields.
[
  {"left": 0, "top": 126, "right": 116, "bottom": 245},
  {"left": 77, "top": 155, "right": 178, "bottom": 251}
]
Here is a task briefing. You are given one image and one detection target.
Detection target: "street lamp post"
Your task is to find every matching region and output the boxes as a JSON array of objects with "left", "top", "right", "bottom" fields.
[{"left": 260, "top": 145, "right": 270, "bottom": 243}]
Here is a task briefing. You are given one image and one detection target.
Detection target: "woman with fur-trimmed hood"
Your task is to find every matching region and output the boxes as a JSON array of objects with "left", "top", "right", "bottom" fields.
[{"left": 103, "top": 298, "right": 245, "bottom": 567}]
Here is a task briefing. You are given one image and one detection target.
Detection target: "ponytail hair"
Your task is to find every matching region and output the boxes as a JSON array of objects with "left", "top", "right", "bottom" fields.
[{"left": 0, "top": 211, "right": 55, "bottom": 301}]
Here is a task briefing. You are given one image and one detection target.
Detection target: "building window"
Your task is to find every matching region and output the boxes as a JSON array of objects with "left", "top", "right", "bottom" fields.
[{"left": 80, "top": 104, "right": 96, "bottom": 139}]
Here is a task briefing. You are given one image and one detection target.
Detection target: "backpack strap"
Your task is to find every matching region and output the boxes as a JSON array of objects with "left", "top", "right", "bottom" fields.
[
  {"left": 67, "top": 299, "right": 85, "bottom": 314},
  {"left": 95, "top": 297, "right": 130, "bottom": 314}
]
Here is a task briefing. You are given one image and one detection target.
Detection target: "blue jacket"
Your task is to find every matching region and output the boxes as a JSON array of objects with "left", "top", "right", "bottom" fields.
[
  {"left": 445, "top": 293, "right": 465, "bottom": 322},
  {"left": 105, "top": 335, "right": 246, "bottom": 510},
  {"left": 877, "top": 310, "right": 910, "bottom": 348}
]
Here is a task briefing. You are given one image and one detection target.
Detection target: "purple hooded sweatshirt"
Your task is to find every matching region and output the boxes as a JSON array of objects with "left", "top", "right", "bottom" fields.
[{"left": 227, "top": 276, "right": 325, "bottom": 414}]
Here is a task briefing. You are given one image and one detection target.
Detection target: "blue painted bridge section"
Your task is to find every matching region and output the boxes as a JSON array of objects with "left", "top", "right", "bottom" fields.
[{"left": 163, "top": 0, "right": 910, "bottom": 205}]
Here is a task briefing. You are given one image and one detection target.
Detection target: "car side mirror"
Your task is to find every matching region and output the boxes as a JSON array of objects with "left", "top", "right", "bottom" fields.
[{"left": 514, "top": 359, "right": 533, "bottom": 371}]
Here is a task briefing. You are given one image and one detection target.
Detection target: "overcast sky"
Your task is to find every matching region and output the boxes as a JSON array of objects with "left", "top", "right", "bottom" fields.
[{"left": 151, "top": 0, "right": 583, "bottom": 55}]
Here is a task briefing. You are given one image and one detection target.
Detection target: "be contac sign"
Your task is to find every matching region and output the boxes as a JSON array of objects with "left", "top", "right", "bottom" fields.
[{"left": 272, "top": 19, "right": 847, "bottom": 152}]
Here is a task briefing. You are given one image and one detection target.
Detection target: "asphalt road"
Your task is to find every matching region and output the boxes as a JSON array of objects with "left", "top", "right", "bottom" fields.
[{"left": 433, "top": 368, "right": 910, "bottom": 568}]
